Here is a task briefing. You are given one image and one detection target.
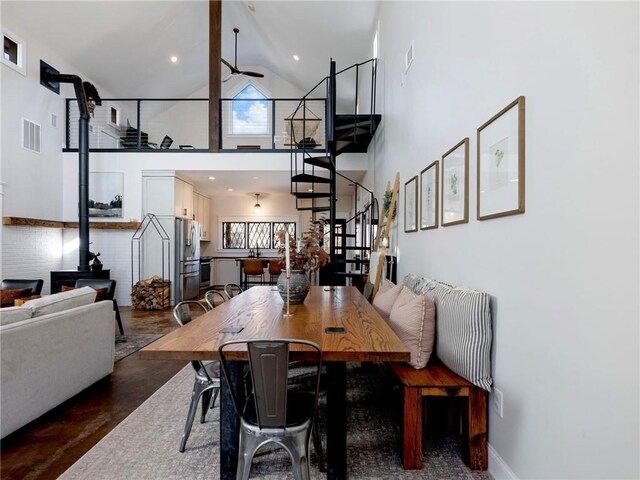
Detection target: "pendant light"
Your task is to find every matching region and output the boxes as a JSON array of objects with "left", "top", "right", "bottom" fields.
[{"left": 254, "top": 193, "right": 261, "bottom": 211}]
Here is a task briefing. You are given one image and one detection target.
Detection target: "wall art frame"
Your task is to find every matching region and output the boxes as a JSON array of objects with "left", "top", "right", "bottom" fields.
[
  {"left": 477, "top": 96, "right": 525, "bottom": 220},
  {"left": 420, "top": 160, "right": 439, "bottom": 230},
  {"left": 89, "top": 172, "right": 123, "bottom": 218},
  {"left": 404, "top": 175, "right": 418, "bottom": 233},
  {"left": 441, "top": 138, "right": 469, "bottom": 227}
]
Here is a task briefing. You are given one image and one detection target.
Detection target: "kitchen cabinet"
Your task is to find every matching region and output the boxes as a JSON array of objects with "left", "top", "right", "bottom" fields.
[
  {"left": 193, "top": 191, "right": 212, "bottom": 241},
  {"left": 213, "top": 258, "right": 238, "bottom": 286},
  {"left": 142, "top": 172, "right": 193, "bottom": 219},
  {"left": 174, "top": 177, "right": 193, "bottom": 219}
]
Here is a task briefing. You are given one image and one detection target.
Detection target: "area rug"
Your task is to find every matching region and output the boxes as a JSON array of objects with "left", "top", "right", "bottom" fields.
[
  {"left": 114, "top": 334, "right": 162, "bottom": 363},
  {"left": 60, "top": 364, "right": 492, "bottom": 479}
]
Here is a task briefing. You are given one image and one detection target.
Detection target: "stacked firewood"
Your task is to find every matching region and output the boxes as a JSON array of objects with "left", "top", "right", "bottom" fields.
[{"left": 131, "top": 276, "right": 170, "bottom": 310}]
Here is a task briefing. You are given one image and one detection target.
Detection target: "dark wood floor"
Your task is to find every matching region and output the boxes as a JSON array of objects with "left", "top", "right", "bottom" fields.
[{"left": 0, "top": 306, "right": 186, "bottom": 480}]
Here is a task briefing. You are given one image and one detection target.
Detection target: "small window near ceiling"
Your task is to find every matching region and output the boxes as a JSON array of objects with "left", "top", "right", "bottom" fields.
[
  {"left": 231, "top": 84, "right": 270, "bottom": 135},
  {"left": 2, "top": 28, "right": 26, "bottom": 76}
]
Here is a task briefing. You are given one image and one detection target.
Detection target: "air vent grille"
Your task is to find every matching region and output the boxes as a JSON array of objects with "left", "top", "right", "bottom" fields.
[{"left": 22, "top": 118, "right": 41, "bottom": 153}]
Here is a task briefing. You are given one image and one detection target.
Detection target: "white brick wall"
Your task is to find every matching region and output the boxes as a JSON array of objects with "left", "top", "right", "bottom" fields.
[
  {"left": 62, "top": 229, "right": 133, "bottom": 306},
  {"left": 1, "top": 226, "right": 64, "bottom": 294}
]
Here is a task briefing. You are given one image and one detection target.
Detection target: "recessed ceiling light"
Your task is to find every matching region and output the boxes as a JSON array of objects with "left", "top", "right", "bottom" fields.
[
  {"left": 252, "top": 176, "right": 258, "bottom": 180},
  {"left": 308, "top": 188, "right": 313, "bottom": 192},
  {"left": 292, "top": 54, "right": 300, "bottom": 62},
  {"left": 209, "top": 176, "right": 215, "bottom": 180},
  {"left": 170, "top": 56, "right": 178, "bottom": 63},
  {"left": 227, "top": 188, "right": 233, "bottom": 192},
  {"left": 247, "top": 3, "right": 256, "bottom": 12}
]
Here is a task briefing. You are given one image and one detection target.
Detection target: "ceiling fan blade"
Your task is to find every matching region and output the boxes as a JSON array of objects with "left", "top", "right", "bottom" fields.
[
  {"left": 221, "top": 58, "right": 234, "bottom": 70},
  {"left": 222, "top": 73, "right": 234, "bottom": 83},
  {"left": 240, "top": 71, "right": 265, "bottom": 78}
]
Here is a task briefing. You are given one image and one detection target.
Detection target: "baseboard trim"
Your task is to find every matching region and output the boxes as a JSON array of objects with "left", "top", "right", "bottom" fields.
[{"left": 488, "top": 443, "right": 518, "bottom": 480}]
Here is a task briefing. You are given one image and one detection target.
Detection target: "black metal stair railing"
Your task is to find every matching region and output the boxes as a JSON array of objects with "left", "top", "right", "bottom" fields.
[{"left": 287, "top": 57, "right": 379, "bottom": 286}]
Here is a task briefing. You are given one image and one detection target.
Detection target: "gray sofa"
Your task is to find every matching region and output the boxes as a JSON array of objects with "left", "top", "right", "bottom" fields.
[{"left": 0, "top": 287, "right": 115, "bottom": 438}]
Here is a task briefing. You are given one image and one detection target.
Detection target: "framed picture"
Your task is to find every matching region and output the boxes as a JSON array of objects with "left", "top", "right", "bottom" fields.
[
  {"left": 89, "top": 172, "right": 123, "bottom": 218},
  {"left": 441, "top": 138, "right": 469, "bottom": 227},
  {"left": 477, "top": 96, "right": 525, "bottom": 220},
  {"left": 420, "top": 160, "right": 439, "bottom": 230},
  {"left": 404, "top": 175, "right": 418, "bottom": 233}
]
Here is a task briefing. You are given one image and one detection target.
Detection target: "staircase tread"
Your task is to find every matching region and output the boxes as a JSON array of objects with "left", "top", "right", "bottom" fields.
[
  {"left": 291, "top": 174, "right": 332, "bottom": 184},
  {"left": 335, "top": 120, "right": 373, "bottom": 131},
  {"left": 297, "top": 206, "right": 331, "bottom": 212},
  {"left": 304, "top": 157, "right": 334, "bottom": 171},
  {"left": 292, "top": 192, "right": 332, "bottom": 199}
]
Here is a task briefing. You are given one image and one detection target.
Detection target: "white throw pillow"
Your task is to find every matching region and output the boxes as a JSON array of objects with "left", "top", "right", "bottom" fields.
[
  {"left": 388, "top": 286, "right": 435, "bottom": 369},
  {"left": 23, "top": 286, "right": 97, "bottom": 317},
  {"left": 372, "top": 280, "right": 403, "bottom": 320},
  {"left": 0, "top": 306, "right": 34, "bottom": 326}
]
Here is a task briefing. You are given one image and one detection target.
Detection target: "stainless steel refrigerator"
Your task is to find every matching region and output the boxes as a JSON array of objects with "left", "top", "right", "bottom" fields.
[{"left": 175, "top": 218, "right": 201, "bottom": 303}]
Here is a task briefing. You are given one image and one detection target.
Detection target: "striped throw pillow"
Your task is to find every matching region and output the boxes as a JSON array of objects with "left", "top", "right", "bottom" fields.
[{"left": 435, "top": 285, "right": 493, "bottom": 391}]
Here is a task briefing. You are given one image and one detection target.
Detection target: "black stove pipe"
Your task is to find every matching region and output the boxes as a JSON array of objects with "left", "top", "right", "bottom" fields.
[{"left": 42, "top": 71, "right": 93, "bottom": 271}]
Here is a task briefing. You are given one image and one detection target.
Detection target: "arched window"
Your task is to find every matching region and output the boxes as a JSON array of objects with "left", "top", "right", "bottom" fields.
[{"left": 231, "top": 84, "right": 270, "bottom": 135}]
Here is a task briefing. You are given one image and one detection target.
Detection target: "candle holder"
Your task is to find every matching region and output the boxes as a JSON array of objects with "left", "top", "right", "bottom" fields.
[{"left": 283, "top": 271, "right": 294, "bottom": 317}]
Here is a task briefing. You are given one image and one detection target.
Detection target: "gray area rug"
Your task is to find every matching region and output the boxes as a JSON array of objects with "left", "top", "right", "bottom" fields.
[
  {"left": 60, "top": 364, "right": 492, "bottom": 479},
  {"left": 114, "top": 334, "right": 162, "bottom": 363}
]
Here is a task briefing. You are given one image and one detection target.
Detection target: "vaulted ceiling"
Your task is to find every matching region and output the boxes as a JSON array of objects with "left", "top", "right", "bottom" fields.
[{"left": 3, "top": 1, "right": 378, "bottom": 99}]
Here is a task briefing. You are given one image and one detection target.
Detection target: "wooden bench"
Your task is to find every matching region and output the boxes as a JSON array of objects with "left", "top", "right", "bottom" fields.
[{"left": 388, "top": 360, "right": 488, "bottom": 470}]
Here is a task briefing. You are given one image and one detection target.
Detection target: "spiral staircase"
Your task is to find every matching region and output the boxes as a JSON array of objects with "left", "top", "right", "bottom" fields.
[{"left": 289, "top": 59, "right": 381, "bottom": 287}]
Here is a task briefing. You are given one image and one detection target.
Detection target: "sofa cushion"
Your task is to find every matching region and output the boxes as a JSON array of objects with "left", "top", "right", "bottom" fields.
[
  {"left": 0, "top": 306, "right": 33, "bottom": 326},
  {"left": 372, "top": 279, "right": 403, "bottom": 319},
  {"left": 0, "top": 288, "right": 33, "bottom": 308},
  {"left": 23, "top": 287, "right": 97, "bottom": 317},
  {"left": 388, "top": 286, "right": 435, "bottom": 369},
  {"left": 435, "top": 284, "right": 493, "bottom": 391},
  {"left": 61, "top": 285, "right": 109, "bottom": 302}
]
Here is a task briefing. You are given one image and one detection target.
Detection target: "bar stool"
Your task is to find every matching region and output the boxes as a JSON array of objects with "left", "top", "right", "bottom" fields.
[
  {"left": 243, "top": 259, "right": 265, "bottom": 289},
  {"left": 268, "top": 259, "right": 283, "bottom": 285}
]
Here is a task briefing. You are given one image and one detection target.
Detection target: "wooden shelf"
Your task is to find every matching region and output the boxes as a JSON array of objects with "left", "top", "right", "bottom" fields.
[{"left": 3, "top": 217, "right": 140, "bottom": 230}]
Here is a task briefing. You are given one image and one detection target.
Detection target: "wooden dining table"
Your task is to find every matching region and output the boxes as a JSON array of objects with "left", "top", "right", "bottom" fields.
[{"left": 141, "top": 286, "right": 410, "bottom": 480}]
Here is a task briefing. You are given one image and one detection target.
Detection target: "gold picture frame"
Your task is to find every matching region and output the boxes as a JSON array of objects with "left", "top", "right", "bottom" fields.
[
  {"left": 404, "top": 176, "right": 418, "bottom": 233},
  {"left": 477, "top": 96, "right": 525, "bottom": 220},
  {"left": 441, "top": 138, "right": 469, "bottom": 227},
  {"left": 420, "top": 160, "right": 439, "bottom": 230}
]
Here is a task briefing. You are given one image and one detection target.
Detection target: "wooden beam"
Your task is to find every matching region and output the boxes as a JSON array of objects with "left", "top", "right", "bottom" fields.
[{"left": 209, "top": 0, "right": 221, "bottom": 152}]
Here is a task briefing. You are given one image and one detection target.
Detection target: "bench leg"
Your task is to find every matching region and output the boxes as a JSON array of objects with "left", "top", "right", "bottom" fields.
[
  {"left": 466, "top": 388, "right": 488, "bottom": 470},
  {"left": 402, "top": 386, "right": 423, "bottom": 469}
]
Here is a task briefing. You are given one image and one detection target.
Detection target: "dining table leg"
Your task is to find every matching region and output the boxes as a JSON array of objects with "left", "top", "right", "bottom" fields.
[
  {"left": 326, "top": 362, "right": 347, "bottom": 480},
  {"left": 220, "top": 361, "right": 242, "bottom": 480}
]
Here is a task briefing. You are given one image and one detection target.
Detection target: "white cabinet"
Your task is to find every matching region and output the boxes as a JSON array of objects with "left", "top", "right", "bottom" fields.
[
  {"left": 142, "top": 173, "right": 193, "bottom": 219},
  {"left": 193, "top": 191, "right": 212, "bottom": 241},
  {"left": 174, "top": 177, "right": 193, "bottom": 219},
  {"left": 214, "top": 258, "right": 239, "bottom": 286}
]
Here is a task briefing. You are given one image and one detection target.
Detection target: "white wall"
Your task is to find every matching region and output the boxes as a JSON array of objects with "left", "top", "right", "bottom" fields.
[{"left": 373, "top": 2, "right": 639, "bottom": 479}]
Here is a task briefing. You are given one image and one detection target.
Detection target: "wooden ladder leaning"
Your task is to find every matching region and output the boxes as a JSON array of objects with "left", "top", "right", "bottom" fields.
[{"left": 370, "top": 172, "right": 400, "bottom": 299}]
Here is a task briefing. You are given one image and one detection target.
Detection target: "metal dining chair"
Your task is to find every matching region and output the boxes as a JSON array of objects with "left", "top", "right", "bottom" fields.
[
  {"left": 173, "top": 300, "right": 220, "bottom": 452},
  {"left": 204, "top": 289, "right": 227, "bottom": 310},
  {"left": 219, "top": 338, "right": 325, "bottom": 480},
  {"left": 223, "top": 283, "right": 243, "bottom": 300}
]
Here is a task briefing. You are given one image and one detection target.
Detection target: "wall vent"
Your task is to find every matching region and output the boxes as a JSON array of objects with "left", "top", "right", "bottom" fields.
[
  {"left": 50, "top": 113, "right": 57, "bottom": 128},
  {"left": 22, "top": 118, "right": 41, "bottom": 153}
]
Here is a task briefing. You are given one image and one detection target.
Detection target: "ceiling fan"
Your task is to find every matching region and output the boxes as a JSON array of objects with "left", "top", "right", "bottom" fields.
[{"left": 222, "top": 28, "right": 264, "bottom": 83}]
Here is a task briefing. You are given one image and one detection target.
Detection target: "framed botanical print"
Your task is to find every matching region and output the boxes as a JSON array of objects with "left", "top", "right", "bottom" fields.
[
  {"left": 404, "top": 175, "right": 418, "bottom": 233},
  {"left": 420, "top": 160, "right": 439, "bottom": 230},
  {"left": 441, "top": 138, "right": 469, "bottom": 227},
  {"left": 477, "top": 96, "right": 525, "bottom": 220}
]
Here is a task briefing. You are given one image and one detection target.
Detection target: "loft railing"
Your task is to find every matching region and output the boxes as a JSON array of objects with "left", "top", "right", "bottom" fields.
[{"left": 64, "top": 97, "right": 326, "bottom": 152}]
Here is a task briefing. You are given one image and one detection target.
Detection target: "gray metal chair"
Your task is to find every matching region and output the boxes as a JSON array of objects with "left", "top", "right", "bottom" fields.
[
  {"left": 173, "top": 300, "right": 220, "bottom": 452},
  {"left": 219, "top": 338, "right": 324, "bottom": 480},
  {"left": 204, "top": 289, "right": 227, "bottom": 310},
  {"left": 223, "top": 283, "right": 243, "bottom": 300}
]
